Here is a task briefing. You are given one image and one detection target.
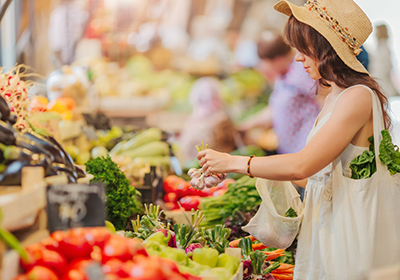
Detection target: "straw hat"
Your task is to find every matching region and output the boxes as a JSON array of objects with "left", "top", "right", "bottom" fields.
[{"left": 274, "top": 0, "right": 372, "bottom": 74}]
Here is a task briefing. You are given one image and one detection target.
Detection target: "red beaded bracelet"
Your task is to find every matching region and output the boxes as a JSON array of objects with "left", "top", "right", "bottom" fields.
[{"left": 247, "top": 155, "right": 255, "bottom": 178}]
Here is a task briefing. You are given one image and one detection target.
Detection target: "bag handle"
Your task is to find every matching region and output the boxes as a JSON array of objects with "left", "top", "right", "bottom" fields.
[{"left": 332, "top": 85, "right": 386, "bottom": 179}]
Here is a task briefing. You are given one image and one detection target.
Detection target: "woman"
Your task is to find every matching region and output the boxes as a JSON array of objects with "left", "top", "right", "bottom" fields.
[{"left": 197, "top": 0, "right": 400, "bottom": 279}]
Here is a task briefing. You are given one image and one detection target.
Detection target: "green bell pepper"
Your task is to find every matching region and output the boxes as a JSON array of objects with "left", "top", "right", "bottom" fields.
[
  {"left": 216, "top": 253, "right": 240, "bottom": 275},
  {"left": 192, "top": 247, "right": 219, "bottom": 268}
]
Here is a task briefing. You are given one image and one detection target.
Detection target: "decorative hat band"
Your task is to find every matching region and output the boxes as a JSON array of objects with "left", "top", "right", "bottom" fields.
[{"left": 304, "top": 0, "right": 362, "bottom": 55}]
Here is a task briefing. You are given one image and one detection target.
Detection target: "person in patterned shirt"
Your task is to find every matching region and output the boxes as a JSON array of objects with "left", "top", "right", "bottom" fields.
[{"left": 239, "top": 31, "right": 326, "bottom": 155}]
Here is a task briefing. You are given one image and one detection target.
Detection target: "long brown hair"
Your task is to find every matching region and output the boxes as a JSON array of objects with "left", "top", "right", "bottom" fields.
[{"left": 284, "top": 16, "right": 391, "bottom": 129}]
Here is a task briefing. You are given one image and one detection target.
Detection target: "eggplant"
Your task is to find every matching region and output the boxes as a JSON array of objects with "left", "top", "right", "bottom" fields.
[
  {"left": 20, "top": 133, "right": 65, "bottom": 164},
  {"left": 15, "top": 137, "right": 55, "bottom": 162},
  {"left": 0, "top": 95, "right": 10, "bottom": 122},
  {"left": 0, "top": 121, "right": 16, "bottom": 145},
  {"left": 0, "top": 153, "right": 49, "bottom": 186},
  {"left": 45, "top": 136, "right": 75, "bottom": 171},
  {"left": 51, "top": 163, "right": 78, "bottom": 183},
  {"left": 74, "top": 165, "right": 86, "bottom": 179}
]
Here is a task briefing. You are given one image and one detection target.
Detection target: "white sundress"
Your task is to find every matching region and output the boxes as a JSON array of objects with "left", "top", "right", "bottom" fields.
[{"left": 294, "top": 85, "right": 384, "bottom": 279}]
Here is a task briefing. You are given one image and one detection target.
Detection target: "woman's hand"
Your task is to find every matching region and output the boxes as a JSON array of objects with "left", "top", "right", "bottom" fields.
[{"left": 197, "top": 149, "right": 241, "bottom": 175}]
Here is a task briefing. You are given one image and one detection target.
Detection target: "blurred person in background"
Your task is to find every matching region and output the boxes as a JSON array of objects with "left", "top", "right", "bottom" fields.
[
  {"left": 238, "top": 31, "right": 325, "bottom": 156},
  {"left": 48, "top": 0, "right": 88, "bottom": 67},
  {"left": 179, "top": 77, "right": 237, "bottom": 162},
  {"left": 370, "top": 23, "right": 399, "bottom": 97}
]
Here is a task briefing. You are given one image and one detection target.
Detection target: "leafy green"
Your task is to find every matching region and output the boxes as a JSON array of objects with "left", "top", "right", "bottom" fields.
[
  {"left": 201, "top": 225, "right": 231, "bottom": 254},
  {"left": 350, "top": 130, "right": 400, "bottom": 179},
  {"left": 379, "top": 130, "right": 400, "bottom": 175},
  {"left": 350, "top": 136, "right": 377, "bottom": 179},
  {"left": 199, "top": 177, "right": 259, "bottom": 228},
  {"left": 85, "top": 155, "right": 143, "bottom": 230},
  {"left": 284, "top": 207, "right": 298, "bottom": 218}
]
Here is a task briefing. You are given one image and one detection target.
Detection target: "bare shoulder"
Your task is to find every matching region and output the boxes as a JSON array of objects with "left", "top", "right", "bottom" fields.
[{"left": 333, "top": 85, "right": 373, "bottom": 118}]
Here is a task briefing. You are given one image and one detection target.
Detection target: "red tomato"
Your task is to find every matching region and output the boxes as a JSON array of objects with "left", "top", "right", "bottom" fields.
[
  {"left": 61, "top": 269, "right": 87, "bottom": 280},
  {"left": 102, "top": 258, "right": 129, "bottom": 277},
  {"left": 127, "top": 256, "right": 166, "bottom": 280},
  {"left": 26, "top": 266, "right": 59, "bottom": 280},
  {"left": 163, "top": 192, "right": 178, "bottom": 203},
  {"left": 182, "top": 273, "right": 202, "bottom": 280},
  {"left": 165, "top": 202, "right": 179, "bottom": 210},
  {"left": 84, "top": 227, "right": 112, "bottom": 248},
  {"left": 126, "top": 238, "right": 148, "bottom": 257},
  {"left": 21, "top": 244, "right": 46, "bottom": 272},
  {"left": 40, "top": 237, "right": 60, "bottom": 252},
  {"left": 13, "top": 275, "right": 29, "bottom": 280},
  {"left": 102, "top": 235, "right": 132, "bottom": 263},
  {"left": 163, "top": 176, "right": 184, "bottom": 193},
  {"left": 51, "top": 230, "right": 93, "bottom": 261},
  {"left": 156, "top": 256, "right": 180, "bottom": 274},
  {"left": 178, "top": 196, "right": 202, "bottom": 211}
]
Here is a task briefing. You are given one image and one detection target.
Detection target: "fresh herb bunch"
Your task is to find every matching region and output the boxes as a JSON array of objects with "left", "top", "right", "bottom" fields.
[
  {"left": 200, "top": 176, "right": 260, "bottom": 228},
  {"left": 85, "top": 155, "right": 143, "bottom": 230}
]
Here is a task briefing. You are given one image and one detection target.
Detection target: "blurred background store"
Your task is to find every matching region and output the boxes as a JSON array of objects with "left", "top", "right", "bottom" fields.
[{"left": 0, "top": 0, "right": 399, "bottom": 166}]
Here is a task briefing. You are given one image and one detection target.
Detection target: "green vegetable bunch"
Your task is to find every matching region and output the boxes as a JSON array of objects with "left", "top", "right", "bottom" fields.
[
  {"left": 201, "top": 225, "right": 231, "bottom": 254},
  {"left": 200, "top": 176, "right": 260, "bottom": 228},
  {"left": 85, "top": 155, "right": 143, "bottom": 230},
  {"left": 350, "top": 136, "right": 376, "bottom": 179},
  {"left": 379, "top": 130, "right": 400, "bottom": 175},
  {"left": 284, "top": 207, "right": 298, "bottom": 218},
  {"left": 350, "top": 130, "right": 400, "bottom": 179}
]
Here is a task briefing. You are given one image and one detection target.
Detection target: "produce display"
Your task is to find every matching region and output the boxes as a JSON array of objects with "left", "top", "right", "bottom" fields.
[
  {"left": 162, "top": 175, "right": 233, "bottom": 211},
  {"left": 14, "top": 227, "right": 202, "bottom": 280},
  {"left": 199, "top": 177, "right": 261, "bottom": 239},
  {"left": 120, "top": 205, "right": 241, "bottom": 280}
]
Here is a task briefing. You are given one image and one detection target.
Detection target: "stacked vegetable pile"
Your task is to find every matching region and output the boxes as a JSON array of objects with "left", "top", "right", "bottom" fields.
[
  {"left": 231, "top": 236, "right": 295, "bottom": 280},
  {"left": 0, "top": 95, "right": 86, "bottom": 185},
  {"left": 85, "top": 155, "right": 142, "bottom": 231},
  {"left": 162, "top": 175, "right": 233, "bottom": 211},
  {"left": 110, "top": 127, "right": 172, "bottom": 185},
  {"left": 122, "top": 205, "right": 241, "bottom": 280},
  {"left": 199, "top": 177, "right": 261, "bottom": 240},
  {"left": 14, "top": 227, "right": 201, "bottom": 280}
]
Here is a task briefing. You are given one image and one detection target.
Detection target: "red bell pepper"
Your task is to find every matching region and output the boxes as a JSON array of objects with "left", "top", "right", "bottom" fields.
[
  {"left": 178, "top": 196, "right": 202, "bottom": 211},
  {"left": 26, "top": 266, "right": 59, "bottom": 280}
]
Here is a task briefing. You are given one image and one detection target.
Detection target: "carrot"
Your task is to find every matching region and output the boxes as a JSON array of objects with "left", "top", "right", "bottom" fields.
[
  {"left": 265, "top": 253, "right": 285, "bottom": 261},
  {"left": 229, "top": 239, "right": 241, "bottom": 248},
  {"left": 270, "top": 262, "right": 295, "bottom": 270},
  {"left": 229, "top": 235, "right": 257, "bottom": 247},
  {"left": 252, "top": 243, "right": 268, "bottom": 250},
  {"left": 271, "top": 273, "right": 294, "bottom": 280},
  {"left": 272, "top": 269, "right": 294, "bottom": 274}
]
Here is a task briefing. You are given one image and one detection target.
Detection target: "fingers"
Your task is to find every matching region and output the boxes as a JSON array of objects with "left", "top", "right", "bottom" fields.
[{"left": 197, "top": 150, "right": 207, "bottom": 160}]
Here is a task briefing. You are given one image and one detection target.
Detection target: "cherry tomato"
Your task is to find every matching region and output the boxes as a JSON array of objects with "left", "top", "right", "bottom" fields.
[
  {"left": 26, "top": 266, "right": 59, "bottom": 280},
  {"left": 40, "top": 237, "right": 60, "bottom": 252},
  {"left": 126, "top": 238, "right": 148, "bottom": 257}
]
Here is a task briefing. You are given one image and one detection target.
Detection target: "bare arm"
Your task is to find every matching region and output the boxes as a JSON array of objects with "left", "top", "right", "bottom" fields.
[{"left": 198, "top": 87, "right": 373, "bottom": 181}]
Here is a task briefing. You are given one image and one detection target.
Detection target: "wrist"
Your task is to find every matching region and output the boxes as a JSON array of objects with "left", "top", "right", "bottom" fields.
[{"left": 231, "top": 155, "right": 249, "bottom": 174}]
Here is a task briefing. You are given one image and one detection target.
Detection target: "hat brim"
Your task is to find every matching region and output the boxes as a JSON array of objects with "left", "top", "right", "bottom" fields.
[{"left": 274, "top": 0, "right": 369, "bottom": 75}]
